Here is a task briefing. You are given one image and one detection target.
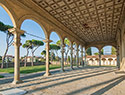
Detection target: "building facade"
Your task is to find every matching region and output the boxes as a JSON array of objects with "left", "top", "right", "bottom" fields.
[{"left": 85, "top": 55, "right": 117, "bottom": 66}]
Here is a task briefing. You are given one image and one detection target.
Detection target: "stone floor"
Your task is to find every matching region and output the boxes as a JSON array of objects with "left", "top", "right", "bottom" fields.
[{"left": 0, "top": 66, "right": 125, "bottom": 95}]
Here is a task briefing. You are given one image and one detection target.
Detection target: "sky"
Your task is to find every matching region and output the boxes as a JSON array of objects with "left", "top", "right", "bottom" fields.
[{"left": 0, "top": 6, "right": 112, "bottom": 57}]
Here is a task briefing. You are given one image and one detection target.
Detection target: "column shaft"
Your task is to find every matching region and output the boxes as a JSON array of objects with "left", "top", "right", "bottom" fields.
[
  {"left": 99, "top": 50, "right": 101, "bottom": 66},
  {"left": 9, "top": 28, "right": 24, "bottom": 84},
  {"left": 76, "top": 45, "right": 79, "bottom": 68},
  {"left": 61, "top": 42, "right": 65, "bottom": 72},
  {"left": 117, "top": 47, "right": 120, "bottom": 69},
  {"left": 81, "top": 46, "right": 84, "bottom": 67},
  {"left": 70, "top": 43, "right": 73, "bottom": 69},
  {"left": 85, "top": 50, "right": 87, "bottom": 66},
  {"left": 43, "top": 39, "right": 52, "bottom": 76}
]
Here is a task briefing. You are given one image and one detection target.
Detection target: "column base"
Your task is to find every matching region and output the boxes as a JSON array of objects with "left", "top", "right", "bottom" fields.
[
  {"left": 81, "top": 65, "right": 84, "bottom": 68},
  {"left": 60, "top": 69, "right": 65, "bottom": 72},
  {"left": 77, "top": 66, "right": 80, "bottom": 68},
  {"left": 44, "top": 72, "right": 51, "bottom": 77},
  {"left": 115, "top": 70, "right": 125, "bottom": 75},
  {"left": 12, "top": 80, "right": 23, "bottom": 84},
  {"left": 70, "top": 67, "right": 74, "bottom": 70}
]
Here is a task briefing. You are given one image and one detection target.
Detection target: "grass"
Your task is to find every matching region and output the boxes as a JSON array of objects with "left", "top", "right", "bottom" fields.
[
  {"left": 0, "top": 64, "right": 116, "bottom": 74},
  {"left": 0, "top": 75, "right": 4, "bottom": 78},
  {"left": 0, "top": 65, "right": 61, "bottom": 74}
]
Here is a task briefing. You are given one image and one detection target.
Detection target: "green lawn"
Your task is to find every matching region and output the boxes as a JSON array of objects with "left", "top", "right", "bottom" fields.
[
  {"left": 0, "top": 65, "right": 61, "bottom": 74},
  {"left": 0, "top": 75, "right": 4, "bottom": 78}
]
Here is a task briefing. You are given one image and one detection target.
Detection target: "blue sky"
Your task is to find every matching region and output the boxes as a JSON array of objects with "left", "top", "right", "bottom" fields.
[{"left": 0, "top": 6, "right": 112, "bottom": 57}]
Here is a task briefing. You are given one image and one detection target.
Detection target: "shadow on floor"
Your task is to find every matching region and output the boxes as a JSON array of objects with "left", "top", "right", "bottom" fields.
[
  {"left": 66, "top": 75, "right": 125, "bottom": 95},
  {"left": 0, "top": 66, "right": 116, "bottom": 85},
  {"left": 0, "top": 67, "right": 116, "bottom": 92},
  {"left": 26, "top": 69, "right": 116, "bottom": 94}
]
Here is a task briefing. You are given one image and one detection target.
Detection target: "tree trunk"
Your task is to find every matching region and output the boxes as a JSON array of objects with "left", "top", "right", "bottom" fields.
[
  {"left": 65, "top": 53, "right": 67, "bottom": 64},
  {"left": 65, "top": 50, "right": 69, "bottom": 64},
  {"left": 55, "top": 50, "right": 59, "bottom": 64},
  {"left": 24, "top": 49, "right": 29, "bottom": 67},
  {"left": 51, "top": 50, "right": 54, "bottom": 63},
  {"left": 1, "top": 47, "right": 8, "bottom": 68},
  {"left": 51, "top": 51, "right": 53, "bottom": 62},
  {"left": 31, "top": 49, "right": 34, "bottom": 66}
]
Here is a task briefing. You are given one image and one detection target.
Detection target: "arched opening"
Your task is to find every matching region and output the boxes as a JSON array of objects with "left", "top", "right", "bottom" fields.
[
  {"left": 49, "top": 32, "right": 61, "bottom": 67},
  {"left": 0, "top": 4, "right": 16, "bottom": 27},
  {"left": 89, "top": 58, "right": 94, "bottom": 66},
  {"left": 86, "top": 47, "right": 99, "bottom": 66},
  {"left": 0, "top": 5, "right": 15, "bottom": 68},
  {"left": 64, "top": 38, "right": 71, "bottom": 66},
  {"left": 78, "top": 45, "right": 81, "bottom": 66},
  {"left": 73, "top": 42, "right": 77, "bottom": 66},
  {"left": 20, "top": 19, "right": 46, "bottom": 70},
  {"left": 101, "top": 45, "right": 117, "bottom": 66}
]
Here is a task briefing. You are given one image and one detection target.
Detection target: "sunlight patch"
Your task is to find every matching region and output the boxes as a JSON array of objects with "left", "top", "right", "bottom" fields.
[{"left": 0, "top": 88, "right": 27, "bottom": 95}]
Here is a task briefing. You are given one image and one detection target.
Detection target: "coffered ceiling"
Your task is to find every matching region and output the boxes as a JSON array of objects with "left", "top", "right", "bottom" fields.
[{"left": 24, "top": 0, "right": 125, "bottom": 43}]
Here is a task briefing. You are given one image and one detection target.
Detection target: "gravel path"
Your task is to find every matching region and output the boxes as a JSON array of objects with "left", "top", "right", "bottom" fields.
[{"left": 0, "top": 66, "right": 125, "bottom": 95}]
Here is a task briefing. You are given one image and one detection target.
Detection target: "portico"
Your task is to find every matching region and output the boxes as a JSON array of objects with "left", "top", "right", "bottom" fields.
[{"left": 0, "top": 0, "right": 125, "bottom": 84}]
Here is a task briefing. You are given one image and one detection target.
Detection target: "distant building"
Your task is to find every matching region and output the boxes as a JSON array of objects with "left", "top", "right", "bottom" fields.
[
  {"left": 4, "top": 55, "right": 14, "bottom": 63},
  {"left": 84, "top": 55, "right": 117, "bottom": 66},
  {"left": 24, "top": 56, "right": 43, "bottom": 62}
]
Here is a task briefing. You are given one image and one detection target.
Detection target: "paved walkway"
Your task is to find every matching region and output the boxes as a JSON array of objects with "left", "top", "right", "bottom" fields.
[{"left": 0, "top": 66, "right": 125, "bottom": 95}]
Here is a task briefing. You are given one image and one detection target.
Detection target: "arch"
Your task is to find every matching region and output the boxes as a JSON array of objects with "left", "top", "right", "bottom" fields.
[
  {"left": 95, "top": 58, "right": 99, "bottom": 60},
  {"left": 101, "top": 45, "right": 117, "bottom": 50},
  {"left": 73, "top": 41, "right": 77, "bottom": 45},
  {"left": 89, "top": 58, "right": 93, "bottom": 61},
  {"left": 108, "top": 58, "right": 113, "bottom": 61},
  {"left": 49, "top": 30, "right": 63, "bottom": 41},
  {"left": 86, "top": 46, "right": 99, "bottom": 56},
  {"left": 101, "top": 45, "right": 117, "bottom": 55},
  {"left": 73, "top": 42, "right": 77, "bottom": 49},
  {"left": 85, "top": 46, "right": 99, "bottom": 51},
  {"left": 0, "top": 3, "right": 17, "bottom": 27},
  {"left": 49, "top": 31, "right": 62, "bottom": 45},
  {"left": 17, "top": 14, "right": 48, "bottom": 38},
  {"left": 102, "top": 58, "right": 106, "bottom": 61},
  {"left": 63, "top": 36, "right": 72, "bottom": 44}
]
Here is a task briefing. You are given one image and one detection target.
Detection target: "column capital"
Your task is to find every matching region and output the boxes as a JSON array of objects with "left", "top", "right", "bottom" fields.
[
  {"left": 76, "top": 49, "right": 80, "bottom": 52},
  {"left": 43, "top": 39, "right": 53, "bottom": 43},
  {"left": 8, "top": 28, "right": 24, "bottom": 47},
  {"left": 81, "top": 50, "right": 83, "bottom": 53},
  {"left": 61, "top": 44, "right": 65, "bottom": 47},
  {"left": 8, "top": 28, "right": 25, "bottom": 35},
  {"left": 13, "top": 42, "right": 22, "bottom": 47},
  {"left": 61, "top": 48, "right": 65, "bottom": 53},
  {"left": 69, "top": 47, "right": 74, "bottom": 50}
]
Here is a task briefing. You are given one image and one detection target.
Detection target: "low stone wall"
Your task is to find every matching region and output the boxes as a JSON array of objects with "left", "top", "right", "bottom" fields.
[
  {"left": 0, "top": 62, "right": 45, "bottom": 68},
  {"left": 50, "top": 61, "right": 70, "bottom": 65}
]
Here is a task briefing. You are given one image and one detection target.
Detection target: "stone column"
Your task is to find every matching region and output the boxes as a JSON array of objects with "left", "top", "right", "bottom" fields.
[
  {"left": 76, "top": 45, "right": 79, "bottom": 68},
  {"left": 70, "top": 42, "right": 73, "bottom": 70},
  {"left": 8, "top": 28, "right": 24, "bottom": 84},
  {"left": 99, "top": 50, "right": 101, "bottom": 66},
  {"left": 81, "top": 46, "right": 84, "bottom": 67},
  {"left": 120, "top": 34, "right": 125, "bottom": 71},
  {"left": 84, "top": 47, "right": 87, "bottom": 66},
  {"left": 117, "top": 46, "right": 120, "bottom": 69},
  {"left": 60, "top": 40, "right": 65, "bottom": 72},
  {"left": 43, "top": 39, "right": 52, "bottom": 76}
]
